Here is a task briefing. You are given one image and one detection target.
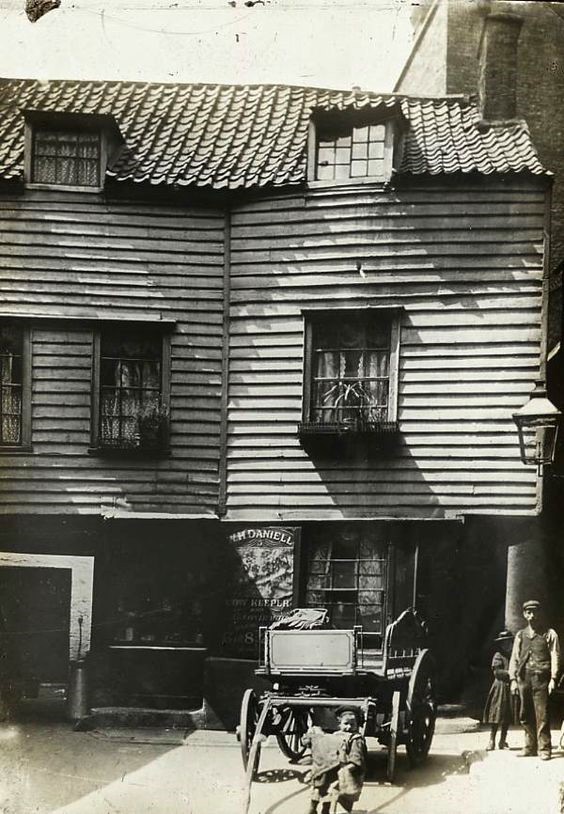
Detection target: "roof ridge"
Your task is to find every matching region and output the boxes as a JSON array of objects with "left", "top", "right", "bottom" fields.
[{"left": 0, "top": 76, "right": 472, "bottom": 105}]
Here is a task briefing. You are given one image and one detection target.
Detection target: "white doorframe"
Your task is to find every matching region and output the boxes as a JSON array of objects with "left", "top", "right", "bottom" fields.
[{"left": 0, "top": 552, "right": 94, "bottom": 662}]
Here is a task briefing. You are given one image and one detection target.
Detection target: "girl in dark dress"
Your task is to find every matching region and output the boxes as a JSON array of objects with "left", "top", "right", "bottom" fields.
[{"left": 483, "top": 629, "right": 514, "bottom": 750}]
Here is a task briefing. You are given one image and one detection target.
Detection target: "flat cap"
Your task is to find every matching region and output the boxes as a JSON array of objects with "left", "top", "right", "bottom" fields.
[{"left": 523, "top": 599, "right": 541, "bottom": 611}]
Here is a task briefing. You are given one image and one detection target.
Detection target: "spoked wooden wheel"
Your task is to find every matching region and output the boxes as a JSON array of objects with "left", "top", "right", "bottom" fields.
[
  {"left": 239, "top": 688, "right": 261, "bottom": 776},
  {"left": 406, "top": 649, "right": 436, "bottom": 768},
  {"left": 276, "top": 705, "right": 312, "bottom": 761},
  {"left": 387, "top": 690, "right": 401, "bottom": 782}
]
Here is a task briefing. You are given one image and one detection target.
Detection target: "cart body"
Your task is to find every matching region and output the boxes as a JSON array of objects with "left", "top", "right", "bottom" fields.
[{"left": 238, "top": 607, "right": 436, "bottom": 796}]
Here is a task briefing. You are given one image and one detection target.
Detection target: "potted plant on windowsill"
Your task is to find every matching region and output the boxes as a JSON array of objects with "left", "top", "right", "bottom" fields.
[
  {"left": 138, "top": 402, "right": 170, "bottom": 450},
  {"left": 297, "top": 392, "right": 399, "bottom": 456}
]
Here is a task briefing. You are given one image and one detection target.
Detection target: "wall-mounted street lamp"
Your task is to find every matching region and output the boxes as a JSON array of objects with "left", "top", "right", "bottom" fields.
[{"left": 513, "top": 380, "right": 561, "bottom": 467}]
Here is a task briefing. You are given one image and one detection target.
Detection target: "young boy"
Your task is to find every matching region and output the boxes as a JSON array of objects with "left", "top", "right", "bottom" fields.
[
  {"left": 303, "top": 706, "right": 366, "bottom": 814},
  {"left": 509, "top": 599, "right": 560, "bottom": 760}
]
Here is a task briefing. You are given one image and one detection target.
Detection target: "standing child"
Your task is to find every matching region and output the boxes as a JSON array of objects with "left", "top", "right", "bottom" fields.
[
  {"left": 483, "top": 630, "right": 514, "bottom": 751},
  {"left": 303, "top": 707, "right": 366, "bottom": 814}
]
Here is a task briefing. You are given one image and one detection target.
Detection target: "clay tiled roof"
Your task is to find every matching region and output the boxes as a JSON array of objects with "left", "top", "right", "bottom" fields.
[{"left": 0, "top": 78, "right": 546, "bottom": 189}]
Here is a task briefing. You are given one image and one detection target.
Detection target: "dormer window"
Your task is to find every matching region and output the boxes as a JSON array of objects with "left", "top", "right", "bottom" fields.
[
  {"left": 308, "top": 110, "right": 398, "bottom": 186},
  {"left": 317, "top": 123, "right": 387, "bottom": 181},
  {"left": 24, "top": 111, "right": 122, "bottom": 192},
  {"left": 32, "top": 128, "right": 101, "bottom": 188}
]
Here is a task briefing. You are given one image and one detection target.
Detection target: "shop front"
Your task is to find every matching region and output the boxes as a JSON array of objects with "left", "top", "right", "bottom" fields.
[
  {"left": 90, "top": 518, "right": 222, "bottom": 711},
  {"left": 205, "top": 518, "right": 486, "bottom": 727}
]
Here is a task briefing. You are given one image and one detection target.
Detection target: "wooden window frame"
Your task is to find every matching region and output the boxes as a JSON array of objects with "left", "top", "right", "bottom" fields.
[
  {"left": 90, "top": 327, "right": 171, "bottom": 457},
  {"left": 0, "top": 322, "right": 32, "bottom": 452},
  {"left": 307, "top": 117, "right": 395, "bottom": 187},
  {"left": 301, "top": 307, "right": 401, "bottom": 428},
  {"left": 303, "top": 527, "right": 393, "bottom": 639},
  {"left": 24, "top": 120, "right": 108, "bottom": 193}
]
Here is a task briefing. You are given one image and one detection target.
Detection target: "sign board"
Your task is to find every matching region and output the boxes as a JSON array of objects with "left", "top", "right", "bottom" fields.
[{"left": 221, "top": 526, "right": 300, "bottom": 656}]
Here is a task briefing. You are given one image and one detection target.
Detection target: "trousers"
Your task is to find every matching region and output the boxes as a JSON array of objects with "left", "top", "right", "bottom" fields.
[{"left": 518, "top": 668, "right": 551, "bottom": 755}]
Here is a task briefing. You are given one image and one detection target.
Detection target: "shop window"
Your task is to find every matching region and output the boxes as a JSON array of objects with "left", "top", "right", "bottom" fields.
[
  {"left": 304, "top": 527, "right": 389, "bottom": 634},
  {"left": 308, "top": 114, "right": 395, "bottom": 184},
  {"left": 299, "top": 309, "right": 400, "bottom": 447},
  {"left": 0, "top": 322, "right": 31, "bottom": 450},
  {"left": 31, "top": 128, "right": 102, "bottom": 188},
  {"left": 91, "top": 327, "right": 170, "bottom": 453}
]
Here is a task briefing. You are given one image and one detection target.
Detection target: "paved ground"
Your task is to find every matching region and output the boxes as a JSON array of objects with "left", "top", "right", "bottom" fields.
[{"left": 0, "top": 719, "right": 563, "bottom": 814}]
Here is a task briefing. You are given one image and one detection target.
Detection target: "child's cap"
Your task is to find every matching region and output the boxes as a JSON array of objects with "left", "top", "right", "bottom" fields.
[
  {"left": 494, "top": 629, "right": 513, "bottom": 642},
  {"left": 335, "top": 705, "right": 363, "bottom": 724}
]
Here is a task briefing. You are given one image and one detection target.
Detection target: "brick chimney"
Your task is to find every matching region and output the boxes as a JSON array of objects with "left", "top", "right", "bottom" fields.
[{"left": 478, "top": 9, "right": 523, "bottom": 121}]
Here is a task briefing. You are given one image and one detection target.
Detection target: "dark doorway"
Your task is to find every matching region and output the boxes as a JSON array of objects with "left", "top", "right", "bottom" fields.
[{"left": 0, "top": 566, "right": 71, "bottom": 688}]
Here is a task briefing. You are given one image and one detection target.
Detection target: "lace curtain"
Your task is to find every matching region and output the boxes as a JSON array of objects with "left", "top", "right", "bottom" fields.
[
  {"left": 311, "top": 319, "right": 390, "bottom": 424},
  {"left": 34, "top": 131, "right": 100, "bottom": 187},
  {"left": 305, "top": 527, "right": 388, "bottom": 633},
  {"left": 0, "top": 327, "right": 22, "bottom": 445},
  {"left": 100, "top": 335, "right": 161, "bottom": 448}
]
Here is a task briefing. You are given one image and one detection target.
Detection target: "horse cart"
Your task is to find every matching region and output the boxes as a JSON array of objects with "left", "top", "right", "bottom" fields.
[{"left": 238, "top": 608, "right": 436, "bottom": 811}]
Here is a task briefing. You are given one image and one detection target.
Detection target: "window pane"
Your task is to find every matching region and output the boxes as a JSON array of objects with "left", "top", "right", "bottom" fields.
[
  {"left": 318, "top": 146, "right": 335, "bottom": 165},
  {"left": 316, "top": 121, "right": 389, "bottom": 181},
  {"left": 78, "top": 134, "right": 99, "bottom": 158},
  {"left": 0, "top": 325, "right": 23, "bottom": 446},
  {"left": 332, "top": 560, "right": 357, "bottom": 589},
  {"left": 369, "top": 141, "right": 385, "bottom": 160},
  {"left": 33, "top": 128, "right": 100, "bottom": 187},
  {"left": 354, "top": 126, "right": 369, "bottom": 142},
  {"left": 99, "top": 330, "right": 164, "bottom": 449},
  {"left": 335, "top": 146, "right": 350, "bottom": 164},
  {"left": 304, "top": 529, "right": 388, "bottom": 633},
  {"left": 77, "top": 159, "right": 99, "bottom": 187},
  {"left": 310, "top": 316, "right": 392, "bottom": 424},
  {"left": 350, "top": 160, "right": 368, "bottom": 177},
  {"left": 352, "top": 142, "right": 368, "bottom": 160},
  {"left": 317, "top": 165, "right": 335, "bottom": 181},
  {"left": 34, "top": 157, "right": 57, "bottom": 184},
  {"left": 369, "top": 124, "right": 386, "bottom": 141},
  {"left": 57, "top": 156, "right": 76, "bottom": 186}
]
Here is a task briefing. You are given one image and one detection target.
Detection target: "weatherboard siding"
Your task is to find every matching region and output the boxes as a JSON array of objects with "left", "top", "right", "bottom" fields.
[
  {"left": 225, "top": 180, "right": 546, "bottom": 521},
  {"left": 0, "top": 189, "right": 224, "bottom": 515}
]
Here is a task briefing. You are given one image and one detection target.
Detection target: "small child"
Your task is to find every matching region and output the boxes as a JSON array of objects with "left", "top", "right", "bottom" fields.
[
  {"left": 303, "top": 707, "right": 366, "bottom": 814},
  {"left": 483, "top": 629, "right": 514, "bottom": 750}
]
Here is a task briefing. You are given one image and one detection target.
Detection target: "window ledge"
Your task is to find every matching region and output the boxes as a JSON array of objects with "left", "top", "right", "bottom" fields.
[
  {"left": 307, "top": 177, "right": 390, "bottom": 190},
  {"left": 297, "top": 421, "right": 399, "bottom": 456},
  {"left": 88, "top": 446, "right": 171, "bottom": 459},
  {"left": 26, "top": 182, "right": 104, "bottom": 194},
  {"left": 298, "top": 421, "right": 399, "bottom": 436}
]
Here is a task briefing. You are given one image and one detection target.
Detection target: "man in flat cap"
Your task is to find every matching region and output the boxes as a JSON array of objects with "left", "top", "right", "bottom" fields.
[{"left": 509, "top": 600, "right": 560, "bottom": 760}]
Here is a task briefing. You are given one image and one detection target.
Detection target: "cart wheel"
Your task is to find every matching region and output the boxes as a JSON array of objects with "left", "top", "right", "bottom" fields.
[
  {"left": 406, "top": 649, "right": 436, "bottom": 768},
  {"left": 240, "top": 688, "right": 261, "bottom": 776},
  {"left": 387, "top": 690, "right": 401, "bottom": 783},
  {"left": 276, "top": 706, "right": 312, "bottom": 761}
]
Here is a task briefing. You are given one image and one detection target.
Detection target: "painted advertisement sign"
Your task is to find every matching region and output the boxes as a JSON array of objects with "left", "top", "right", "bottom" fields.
[{"left": 222, "top": 526, "right": 299, "bottom": 656}]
